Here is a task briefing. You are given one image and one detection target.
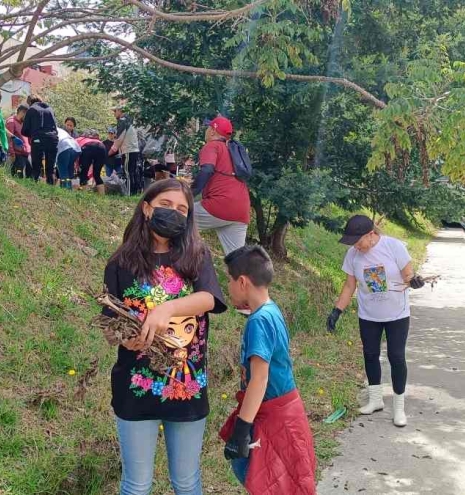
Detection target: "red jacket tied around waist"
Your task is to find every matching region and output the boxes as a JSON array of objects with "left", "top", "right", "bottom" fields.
[{"left": 220, "top": 389, "right": 317, "bottom": 495}]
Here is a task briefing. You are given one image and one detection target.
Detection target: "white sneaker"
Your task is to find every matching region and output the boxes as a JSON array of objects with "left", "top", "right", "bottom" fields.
[
  {"left": 359, "top": 385, "right": 385, "bottom": 415},
  {"left": 393, "top": 393, "right": 407, "bottom": 427}
]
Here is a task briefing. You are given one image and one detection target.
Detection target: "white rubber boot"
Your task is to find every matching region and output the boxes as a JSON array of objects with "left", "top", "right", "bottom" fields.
[
  {"left": 359, "top": 385, "right": 384, "bottom": 415},
  {"left": 393, "top": 393, "right": 407, "bottom": 427}
]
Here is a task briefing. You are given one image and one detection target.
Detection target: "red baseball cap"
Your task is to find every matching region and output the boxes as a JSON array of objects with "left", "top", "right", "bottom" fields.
[{"left": 207, "top": 116, "right": 233, "bottom": 138}]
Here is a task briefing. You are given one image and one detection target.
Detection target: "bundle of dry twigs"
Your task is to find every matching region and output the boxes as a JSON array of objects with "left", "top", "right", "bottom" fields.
[
  {"left": 392, "top": 274, "right": 441, "bottom": 292},
  {"left": 92, "top": 290, "right": 182, "bottom": 373}
]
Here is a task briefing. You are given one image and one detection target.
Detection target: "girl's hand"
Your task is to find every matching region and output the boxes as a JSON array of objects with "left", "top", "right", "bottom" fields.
[
  {"left": 139, "top": 303, "right": 174, "bottom": 350},
  {"left": 122, "top": 337, "right": 145, "bottom": 351}
]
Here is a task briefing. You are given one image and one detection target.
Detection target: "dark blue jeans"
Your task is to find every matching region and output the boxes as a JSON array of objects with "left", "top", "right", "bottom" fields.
[
  {"left": 231, "top": 458, "right": 249, "bottom": 485},
  {"left": 57, "top": 148, "right": 79, "bottom": 181},
  {"left": 106, "top": 162, "right": 122, "bottom": 177},
  {"left": 11, "top": 154, "right": 32, "bottom": 178}
]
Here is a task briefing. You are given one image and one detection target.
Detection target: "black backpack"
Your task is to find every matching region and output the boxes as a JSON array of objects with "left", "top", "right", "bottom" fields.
[{"left": 227, "top": 140, "right": 253, "bottom": 182}]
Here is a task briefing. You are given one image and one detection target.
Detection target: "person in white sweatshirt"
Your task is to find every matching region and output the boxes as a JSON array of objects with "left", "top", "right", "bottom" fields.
[{"left": 56, "top": 127, "right": 81, "bottom": 189}]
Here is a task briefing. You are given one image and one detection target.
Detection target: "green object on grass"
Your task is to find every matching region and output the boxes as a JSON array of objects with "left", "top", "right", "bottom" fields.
[{"left": 323, "top": 407, "right": 347, "bottom": 424}]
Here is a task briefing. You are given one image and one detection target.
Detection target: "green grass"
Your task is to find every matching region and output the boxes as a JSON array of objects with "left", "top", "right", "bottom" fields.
[{"left": 0, "top": 169, "right": 434, "bottom": 494}]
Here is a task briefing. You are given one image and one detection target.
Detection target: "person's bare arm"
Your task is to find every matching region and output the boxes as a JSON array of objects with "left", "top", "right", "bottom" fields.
[
  {"left": 335, "top": 274, "right": 357, "bottom": 310},
  {"left": 124, "top": 291, "right": 215, "bottom": 351},
  {"left": 238, "top": 356, "right": 269, "bottom": 423},
  {"left": 401, "top": 262, "right": 414, "bottom": 283}
]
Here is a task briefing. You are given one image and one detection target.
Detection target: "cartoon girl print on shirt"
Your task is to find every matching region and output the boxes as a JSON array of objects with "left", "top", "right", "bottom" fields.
[
  {"left": 130, "top": 315, "right": 208, "bottom": 401},
  {"left": 162, "top": 316, "right": 206, "bottom": 401}
]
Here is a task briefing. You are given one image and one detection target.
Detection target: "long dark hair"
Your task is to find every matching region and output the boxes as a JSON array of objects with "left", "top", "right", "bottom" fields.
[{"left": 109, "top": 179, "right": 205, "bottom": 282}]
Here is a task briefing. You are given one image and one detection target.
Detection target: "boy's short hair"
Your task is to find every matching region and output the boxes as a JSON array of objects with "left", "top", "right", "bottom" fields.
[
  {"left": 17, "top": 104, "right": 29, "bottom": 113},
  {"left": 224, "top": 245, "right": 274, "bottom": 287}
]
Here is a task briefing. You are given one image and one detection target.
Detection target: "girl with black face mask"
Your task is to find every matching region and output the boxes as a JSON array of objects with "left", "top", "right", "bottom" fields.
[{"left": 102, "top": 178, "right": 227, "bottom": 495}]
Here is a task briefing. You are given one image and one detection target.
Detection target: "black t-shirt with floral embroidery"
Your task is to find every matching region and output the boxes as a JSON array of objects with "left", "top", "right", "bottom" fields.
[{"left": 103, "top": 249, "right": 226, "bottom": 422}]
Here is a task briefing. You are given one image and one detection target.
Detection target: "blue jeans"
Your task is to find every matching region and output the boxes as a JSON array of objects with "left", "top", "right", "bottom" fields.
[
  {"left": 106, "top": 162, "right": 122, "bottom": 177},
  {"left": 116, "top": 416, "right": 206, "bottom": 495},
  {"left": 231, "top": 458, "right": 249, "bottom": 485},
  {"left": 57, "top": 148, "right": 79, "bottom": 181}
]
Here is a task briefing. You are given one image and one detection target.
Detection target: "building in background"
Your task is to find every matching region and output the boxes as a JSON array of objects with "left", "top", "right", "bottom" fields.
[{"left": 1, "top": 38, "right": 68, "bottom": 113}]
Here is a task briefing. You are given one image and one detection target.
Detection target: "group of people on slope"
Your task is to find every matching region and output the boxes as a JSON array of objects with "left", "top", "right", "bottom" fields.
[
  {"left": 0, "top": 96, "right": 142, "bottom": 194},
  {"left": 98, "top": 117, "right": 426, "bottom": 495}
]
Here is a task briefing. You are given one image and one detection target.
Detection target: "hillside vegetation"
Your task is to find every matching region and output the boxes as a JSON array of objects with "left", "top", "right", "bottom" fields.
[{"left": 0, "top": 170, "right": 433, "bottom": 495}]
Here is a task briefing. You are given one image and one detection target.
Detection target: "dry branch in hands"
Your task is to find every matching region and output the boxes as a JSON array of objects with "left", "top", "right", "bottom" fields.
[
  {"left": 92, "top": 289, "right": 182, "bottom": 373},
  {"left": 393, "top": 274, "right": 441, "bottom": 291}
]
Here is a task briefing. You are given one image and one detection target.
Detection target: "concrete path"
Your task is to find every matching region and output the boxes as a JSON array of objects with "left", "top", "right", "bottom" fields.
[{"left": 318, "top": 228, "right": 465, "bottom": 495}]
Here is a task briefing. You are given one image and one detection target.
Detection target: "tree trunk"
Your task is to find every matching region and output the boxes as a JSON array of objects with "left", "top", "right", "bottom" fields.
[
  {"left": 270, "top": 219, "right": 289, "bottom": 258},
  {"left": 251, "top": 195, "right": 269, "bottom": 246}
]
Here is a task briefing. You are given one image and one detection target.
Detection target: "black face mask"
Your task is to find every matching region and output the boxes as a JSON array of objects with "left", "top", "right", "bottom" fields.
[{"left": 148, "top": 207, "right": 187, "bottom": 239}]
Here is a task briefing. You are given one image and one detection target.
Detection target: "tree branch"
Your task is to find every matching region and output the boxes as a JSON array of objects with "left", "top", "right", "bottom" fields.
[
  {"left": 125, "top": 0, "right": 268, "bottom": 22},
  {"left": 0, "top": 15, "right": 144, "bottom": 66},
  {"left": 17, "top": 0, "right": 51, "bottom": 63},
  {"left": 0, "top": 25, "right": 386, "bottom": 109},
  {"left": 0, "top": 51, "right": 128, "bottom": 68},
  {"left": 0, "top": 5, "right": 118, "bottom": 21},
  {"left": 0, "top": 0, "right": 267, "bottom": 23}
]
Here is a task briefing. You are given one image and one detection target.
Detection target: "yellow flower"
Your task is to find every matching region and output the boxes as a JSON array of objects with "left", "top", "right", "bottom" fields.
[
  {"left": 146, "top": 301, "right": 155, "bottom": 310},
  {"left": 68, "top": 369, "right": 76, "bottom": 376},
  {"left": 221, "top": 393, "right": 228, "bottom": 400},
  {"left": 159, "top": 425, "right": 164, "bottom": 431},
  {"left": 318, "top": 388, "right": 325, "bottom": 396},
  {"left": 351, "top": 309, "right": 356, "bottom": 314},
  {"left": 347, "top": 340, "right": 353, "bottom": 346}
]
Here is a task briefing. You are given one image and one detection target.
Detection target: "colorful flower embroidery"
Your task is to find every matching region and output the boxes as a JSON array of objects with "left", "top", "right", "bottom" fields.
[
  {"left": 122, "top": 267, "right": 193, "bottom": 321},
  {"left": 130, "top": 365, "right": 208, "bottom": 400},
  {"left": 129, "top": 368, "right": 155, "bottom": 398}
]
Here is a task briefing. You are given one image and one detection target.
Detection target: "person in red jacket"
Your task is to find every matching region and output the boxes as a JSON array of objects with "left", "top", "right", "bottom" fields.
[
  {"left": 221, "top": 246, "right": 316, "bottom": 495},
  {"left": 191, "top": 116, "right": 250, "bottom": 256},
  {"left": 6, "top": 104, "right": 31, "bottom": 178}
]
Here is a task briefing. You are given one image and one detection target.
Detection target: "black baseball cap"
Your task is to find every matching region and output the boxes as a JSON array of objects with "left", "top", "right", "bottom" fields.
[{"left": 339, "top": 215, "right": 374, "bottom": 245}]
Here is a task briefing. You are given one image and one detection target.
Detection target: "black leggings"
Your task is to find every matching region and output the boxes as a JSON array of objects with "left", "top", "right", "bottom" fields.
[
  {"left": 359, "top": 317, "right": 409, "bottom": 395},
  {"left": 80, "top": 143, "right": 106, "bottom": 186}
]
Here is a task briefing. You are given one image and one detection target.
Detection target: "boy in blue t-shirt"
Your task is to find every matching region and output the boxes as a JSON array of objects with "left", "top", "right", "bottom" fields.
[{"left": 222, "top": 246, "right": 315, "bottom": 490}]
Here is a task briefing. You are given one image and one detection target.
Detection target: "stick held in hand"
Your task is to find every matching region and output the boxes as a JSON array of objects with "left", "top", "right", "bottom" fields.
[{"left": 92, "top": 288, "right": 182, "bottom": 373}]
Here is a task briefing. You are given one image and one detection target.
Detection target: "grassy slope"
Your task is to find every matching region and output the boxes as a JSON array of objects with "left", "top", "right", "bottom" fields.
[{"left": 0, "top": 170, "right": 433, "bottom": 495}]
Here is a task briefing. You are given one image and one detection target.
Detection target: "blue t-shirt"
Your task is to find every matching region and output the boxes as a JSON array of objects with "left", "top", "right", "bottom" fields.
[{"left": 241, "top": 300, "right": 296, "bottom": 400}]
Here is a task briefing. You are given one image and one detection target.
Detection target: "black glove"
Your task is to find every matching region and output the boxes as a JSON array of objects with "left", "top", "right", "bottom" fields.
[
  {"left": 409, "top": 274, "right": 425, "bottom": 289},
  {"left": 224, "top": 416, "right": 252, "bottom": 460},
  {"left": 327, "top": 307, "right": 342, "bottom": 333}
]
